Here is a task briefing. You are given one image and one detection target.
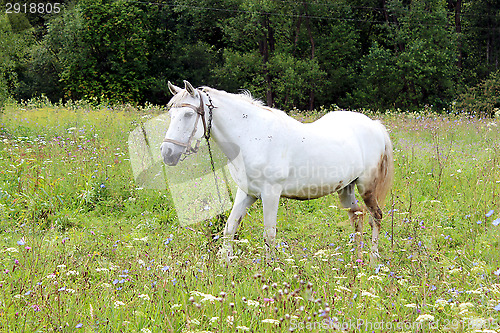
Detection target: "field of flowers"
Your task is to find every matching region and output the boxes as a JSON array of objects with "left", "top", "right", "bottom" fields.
[{"left": 0, "top": 100, "right": 499, "bottom": 332}]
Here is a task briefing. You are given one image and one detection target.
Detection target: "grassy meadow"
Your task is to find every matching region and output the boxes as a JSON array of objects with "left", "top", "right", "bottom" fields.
[{"left": 0, "top": 100, "right": 499, "bottom": 332}]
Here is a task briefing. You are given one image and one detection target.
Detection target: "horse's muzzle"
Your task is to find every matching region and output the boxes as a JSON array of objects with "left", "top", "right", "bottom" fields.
[{"left": 161, "top": 142, "right": 183, "bottom": 166}]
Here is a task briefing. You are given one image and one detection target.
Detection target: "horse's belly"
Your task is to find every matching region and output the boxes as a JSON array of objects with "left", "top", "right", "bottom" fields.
[{"left": 281, "top": 182, "right": 344, "bottom": 200}]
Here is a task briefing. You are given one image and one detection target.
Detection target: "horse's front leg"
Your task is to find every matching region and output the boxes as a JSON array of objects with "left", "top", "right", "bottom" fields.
[
  {"left": 261, "top": 184, "right": 282, "bottom": 261},
  {"left": 219, "top": 188, "right": 256, "bottom": 263}
]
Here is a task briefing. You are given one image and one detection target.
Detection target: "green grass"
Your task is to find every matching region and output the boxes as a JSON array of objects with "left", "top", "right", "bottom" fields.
[{"left": 0, "top": 101, "right": 499, "bottom": 332}]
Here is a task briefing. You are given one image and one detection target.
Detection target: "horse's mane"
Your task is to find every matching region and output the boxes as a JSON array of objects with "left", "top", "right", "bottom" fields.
[{"left": 201, "top": 87, "right": 283, "bottom": 114}]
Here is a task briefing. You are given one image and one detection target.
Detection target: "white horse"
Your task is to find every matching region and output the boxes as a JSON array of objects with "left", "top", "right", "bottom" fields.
[{"left": 161, "top": 81, "right": 394, "bottom": 264}]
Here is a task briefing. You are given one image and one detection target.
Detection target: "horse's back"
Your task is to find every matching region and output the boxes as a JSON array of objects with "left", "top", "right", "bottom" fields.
[{"left": 309, "top": 111, "right": 389, "bottom": 164}]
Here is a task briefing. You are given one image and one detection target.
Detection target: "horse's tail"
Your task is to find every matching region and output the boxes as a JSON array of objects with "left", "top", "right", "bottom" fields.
[{"left": 375, "top": 122, "right": 394, "bottom": 207}]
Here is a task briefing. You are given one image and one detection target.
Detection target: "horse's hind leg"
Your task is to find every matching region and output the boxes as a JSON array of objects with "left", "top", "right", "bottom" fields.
[
  {"left": 360, "top": 191, "right": 383, "bottom": 265},
  {"left": 338, "top": 182, "right": 364, "bottom": 260}
]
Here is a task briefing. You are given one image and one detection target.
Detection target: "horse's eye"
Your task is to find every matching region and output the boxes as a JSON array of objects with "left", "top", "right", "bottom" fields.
[{"left": 184, "top": 112, "right": 195, "bottom": 118}]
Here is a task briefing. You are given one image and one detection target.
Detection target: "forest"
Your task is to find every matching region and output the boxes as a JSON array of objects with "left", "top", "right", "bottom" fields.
[{"left": 1, "top": 0, "right": 500, "bottom": 114}]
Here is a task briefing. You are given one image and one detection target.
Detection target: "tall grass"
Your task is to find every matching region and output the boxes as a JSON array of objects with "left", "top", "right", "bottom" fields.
[{"left": 0, "top": 101, "right": 499, "bottom": 332}]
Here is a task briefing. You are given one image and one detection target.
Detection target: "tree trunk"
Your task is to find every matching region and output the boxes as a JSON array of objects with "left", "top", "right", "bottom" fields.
[
  {"left": 454, "top": 0, "right": 463, "bottom": 70},
  {"left": 304, "top": 4, "right": 315, "bottom": 110},
  {"left": 259, "top": 14, "right": 275, "bottom": 107}
]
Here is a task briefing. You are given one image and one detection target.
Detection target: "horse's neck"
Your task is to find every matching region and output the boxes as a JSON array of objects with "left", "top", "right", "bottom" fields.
[{"left": 213, "top": 94, "right": 271, "bottom": 145}]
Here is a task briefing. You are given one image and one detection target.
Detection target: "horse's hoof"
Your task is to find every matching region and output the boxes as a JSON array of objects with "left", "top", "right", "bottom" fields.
[{"left": 218, "top": 247, "right": 233, "bottom": 264}]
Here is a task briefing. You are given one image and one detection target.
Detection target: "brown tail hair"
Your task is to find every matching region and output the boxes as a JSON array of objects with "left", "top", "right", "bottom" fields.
[{"left": 376, "top": 123, "right": 395, "bottom": 207}]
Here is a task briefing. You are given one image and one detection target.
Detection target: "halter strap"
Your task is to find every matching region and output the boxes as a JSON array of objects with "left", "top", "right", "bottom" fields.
[{"left": 163, "top": 93, "right": 208, "bottom": 148}]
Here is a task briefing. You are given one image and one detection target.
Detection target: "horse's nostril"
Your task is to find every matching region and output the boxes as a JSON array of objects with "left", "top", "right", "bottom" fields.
[{"left": 162, "top": 146, "right": 173, "bottom": 157}]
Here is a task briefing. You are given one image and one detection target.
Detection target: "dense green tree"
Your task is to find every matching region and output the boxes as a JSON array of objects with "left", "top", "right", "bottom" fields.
[
  {"left": 346, "top": 0, "right": 457, "bottom": 110},
  {"left": 1, "top": 0, "right": 500, "bottom": 113},
  {"left": 0, "top": 13, "right": 35, "bottom": 105}
]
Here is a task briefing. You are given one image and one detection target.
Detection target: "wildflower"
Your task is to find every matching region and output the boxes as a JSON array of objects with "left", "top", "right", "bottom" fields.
[
  {"left": 190, "top": 291, "right": 217, "bottom": 303},
  {"left": 164, "top": 234, "right": 173, "bottom": 245},
  {"left": 458, "top": 302, "right": 474, "bottom": 312},
  {"left": 493, "top": 218, "right": 500, "bottom": 227},
  {"left": 245, "top": 299, "right": 260, "bottom": 307},
  {"left": 76, "top": 323, "right": 83, "bottom": 328},
  {"left": 57, "top": 264, "right": 66, "bottom": 269},
  {"left": 262, "top": 319, "right": 280, "bottom": 325},
  {"left": 31, "top": 304, "right": 40, "bottom": 311},
  {"left": 334, "top": 286, "right": 351, "bottom": 293},
  {"left": 415, "top": 314, "right": 434, "bottom": 322},
  {"left": 405, "top": 303, "right": 418, "bottom": 308},
  {"left": 4, "top": 248, "right": 18, "bottom": 253},
  {"left": 96, "top": 268, "right": 109, "bottom": 272},
  {"left": 46, "top": 273, "right": 56, "bottom": 279},
  {"left": 226, "top": 316, "right": 234, "bottom": 326},
  {"left": 140, "top": 329, "right": 151, "bottom": 333},
  {"left": 209, "top": 317, "right": 219, "bottom": 323},
  {"left": 114, "top": 301, "right": 125, "bottom": 308},
  {"left": 187, "top": 318, "right": 200, "bottom": 325},
  {"left": 138, "top": 294, "right": 150, "bottom": 301},
  {"left": 66, "top": 271, "right": 79, "bottom": 276},
  {"left": 486, "top": 210, "right": 495, "bottom": 218},
  {"left": 494, "top": 303, "right": 500, "bottom": 311},
  {"left": 17, "top": 239, "right": 26, "bottom": 246},
  {"left": 471, "top": 264, "right": 487, "bottom": 274},
  {"left": 368, "top": 275, "right": 383, "bottom": 282},
  {"left": 236, "top": 326, "right": 250, "bottom": 331},
  {"left": 360, "top": 290, "right": 379, "bottom": 298}
]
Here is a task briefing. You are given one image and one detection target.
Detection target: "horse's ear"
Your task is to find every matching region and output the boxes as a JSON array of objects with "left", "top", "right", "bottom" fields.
[
  {"left": 168, "top": 81, "right": 181, "bottom": 95},
  {"left": 184, "top": 80, "right": 196, "bottom": 97}
]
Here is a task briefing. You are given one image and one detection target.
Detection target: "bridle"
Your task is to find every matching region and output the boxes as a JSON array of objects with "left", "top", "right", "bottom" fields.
[
  {"left": 163, "top": 91, "right": 215, "bottom": 160},
  {"left": 162, "top": 87, "right": 234, "bottom": 214}
]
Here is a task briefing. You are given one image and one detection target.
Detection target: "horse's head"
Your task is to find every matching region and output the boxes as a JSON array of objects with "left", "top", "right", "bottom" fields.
[{"left": 161, "top": 80, "right": 207, "bottom": 166}]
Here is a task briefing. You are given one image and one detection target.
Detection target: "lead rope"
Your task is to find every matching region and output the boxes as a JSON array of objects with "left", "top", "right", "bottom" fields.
[{"left": 203, "top": 92, "right": 234, "bottom": 214}]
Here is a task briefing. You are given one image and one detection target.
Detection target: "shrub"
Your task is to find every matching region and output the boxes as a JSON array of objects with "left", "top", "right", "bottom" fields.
[{"left": 455, "top": 70, "right": 500, "bottom": 117}]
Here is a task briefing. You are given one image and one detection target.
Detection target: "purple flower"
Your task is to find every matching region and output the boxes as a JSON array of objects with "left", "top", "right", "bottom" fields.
[
  {"left": 494, "top": 303, "right": 500, "bottom": 311},
  {"left": 76, "top": 323, "right": 83, "bottom": 328},
  {"left": 493, "top": 218, "right": 500, "bottom": 227},
  {"left": 17, "top": 239, "right": 26, "bottom": 246},
  {"left": 486, "top": 210, "right": 494, "bottom": 218}
]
